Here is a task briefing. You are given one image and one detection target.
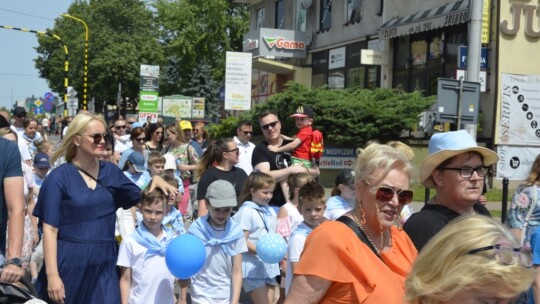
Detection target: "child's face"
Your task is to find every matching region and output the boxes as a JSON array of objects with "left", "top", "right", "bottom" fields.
[
  {"left": 251, "top": 186, "right": 274, "bottom": 205},
  {"left": 340, "top": 184, "right": 356, "bottom": 203},
  {"left": 300, "top": 202, "right": 325, "bottom": 229},
  {"left": 99, "top": 144, "right": 113, "bottom": 162},
  {"left": 295, "top": 117, "right": 312, "bottom": 129},
  {"left": 207, "top": 205, "right": 233, "bottom": 228},
  {"left": 149, "top": 162, "right": 164, "bottom": 176},
  {"left": 142, "top": 200, "right": 166, "bottom": 231},
  {"left": 35, "top": 167, "right": 49, "bottom": 179},
  {"left": 163, "top": 169, "right": 174, "bottom": 178}
]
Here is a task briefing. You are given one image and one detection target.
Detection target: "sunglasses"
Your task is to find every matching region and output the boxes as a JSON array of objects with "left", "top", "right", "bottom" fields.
[
  {"left": 261, "top": 121, "right": 279, "bottom": 131},
  {"left": 224, "top": 147, "right": 240, "bottom": 153},
  {"left": 239, "top": 130, "right": 253, "bottom": 136},
  {"left": 371, "top": 185, "right": 414, "bottom": 205},
  {"left": 115, "top": 125, "right": 127, "bottom": 129},
  {"left": 82, "top": 133, "right": 107, "bottom": 144},
  {"left": 468, "top": 244, "right": 532, "bottom": 268},
  {"left": 134, "top": 137, "right": 145, "bottom": 142}
]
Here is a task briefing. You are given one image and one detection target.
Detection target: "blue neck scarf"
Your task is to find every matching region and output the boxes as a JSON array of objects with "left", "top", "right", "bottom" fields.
[
  {"left": 326, "top": 195, "right": 354, "bottom": 211},
  {"left": 132, "top": 222, "right": 174, "bottom": 259},
  {"left": 162, "top": 206, "right": 185, "bottom": 235},
  {"left": 188, "top": 215, "right": 244, "bottom": 256},
  {"left": 291, "top": 222, "right": 313, "bottom": 239},
  {"left": 241, "top": 201, "right": 273, "bottom": 232}
]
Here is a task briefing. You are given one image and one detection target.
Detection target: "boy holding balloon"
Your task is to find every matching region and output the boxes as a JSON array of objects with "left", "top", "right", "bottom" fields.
[
  {"left": 285, "top": 182, "right": 326, "bottom": 295},
  {"left": 117, "top": 188, "right": 179, "bottom": 304},
  {"left": 186, "top": 180, "right": 247, "bottom": 304}
]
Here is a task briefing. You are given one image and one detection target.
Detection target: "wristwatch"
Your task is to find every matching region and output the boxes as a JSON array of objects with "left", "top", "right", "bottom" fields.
[{"left": 5, "top": 257, "right": 22, "bottom": 267}]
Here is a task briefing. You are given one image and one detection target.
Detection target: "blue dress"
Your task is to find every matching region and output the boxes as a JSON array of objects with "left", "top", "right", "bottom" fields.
[{"left": 33, "top": 161, "right": 141, "bottom": 304}]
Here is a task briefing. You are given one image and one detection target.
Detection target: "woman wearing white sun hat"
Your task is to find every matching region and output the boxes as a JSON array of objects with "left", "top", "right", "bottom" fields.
[{"left": 404, "top": 130, "right": 499, "bottom": 251}]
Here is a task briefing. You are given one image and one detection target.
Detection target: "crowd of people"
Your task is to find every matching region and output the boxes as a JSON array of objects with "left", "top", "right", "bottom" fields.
[{"left": 0, "top": 105, "right": 537, "bottom": 304}]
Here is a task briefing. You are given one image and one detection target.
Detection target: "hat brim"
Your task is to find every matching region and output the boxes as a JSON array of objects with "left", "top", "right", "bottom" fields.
[
  {"left": 133, "top": 164, "right": 146, "bottom": 173},
  {"left": 290, "top": 114, "right": 309, "bottom": 118},
  {"left": 208, "top": 198, "right": 237, "bottom": 208},
  {"left": 35, "top": 164, "right": 51, "bottom": 169},
  {"left": 420, "top": 146, "right": 499, "bottom": 188}
]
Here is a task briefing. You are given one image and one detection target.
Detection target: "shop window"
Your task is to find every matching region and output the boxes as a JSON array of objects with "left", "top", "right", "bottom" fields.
[
  {"left": 328, "top": 70, "right": 345, "bottom": 89},
  {"left": 411, "top": 40, "right": 427, "bottom": 66},
  {"left": 347, "top": 67, "right": 365, "bottom": 88},
  {"left": 320, "top": 0, "right": 332, "bottom": 31},
  {"left": 367, "top": 66, "right": 380, "bottom": 89},
  {"left": 257, "top": 8, "right": 265, "bottom": 29},
  {"left": 296, "top": 6, "right": 307, "bottom": 31},
  {"left": 275, "top": 0, "right": 285, "bottom": 29},
  {"left": 346, "top": 0, "right": 362, "bottom": 24},
  {"left": 312, "top": 73, "right": 327, "bottom": 88}
]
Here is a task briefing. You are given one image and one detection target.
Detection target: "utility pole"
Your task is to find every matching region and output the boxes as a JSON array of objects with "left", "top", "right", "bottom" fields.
[{"left": 464, "top": 0, "right": 484, "bottom": 139}]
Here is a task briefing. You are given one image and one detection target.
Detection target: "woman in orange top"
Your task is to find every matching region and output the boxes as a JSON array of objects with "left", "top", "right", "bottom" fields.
[{"left": 285, "top": 143, "right": 418, "bottom": 303}]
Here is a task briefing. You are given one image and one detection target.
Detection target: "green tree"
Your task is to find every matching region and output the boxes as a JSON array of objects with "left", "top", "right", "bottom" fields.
[
  {"left": 35, "top": 0, "right": 164, "bottom": 111},
  {"left": 251, "top": 83, "right": 435, "bottom": 147}
]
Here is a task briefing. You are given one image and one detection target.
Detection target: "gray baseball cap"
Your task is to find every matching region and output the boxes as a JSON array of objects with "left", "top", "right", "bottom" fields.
[{"left": 206, "top": 180, "right": 237, "bottom": 208}]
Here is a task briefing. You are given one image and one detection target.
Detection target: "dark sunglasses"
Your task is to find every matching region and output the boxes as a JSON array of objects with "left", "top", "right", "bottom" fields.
[
  {"left": 134, "top": 137, "right": 145, "bottom": 142},
  {"left": 115, "top": 125, "right": 127, "bottom": 129},
  {"left": 224, "top": 147, "right": 240, "bottom": 153},
  {"left": 239, "top": 130, "right": 253, "bottom": 136},
  {"left": 373, "top": 185, "right": 414, "bottom": 205},
  {"left": 261, "top": 121, "right": 279, "bottom": 131},
  {"left": 82, "top": 133, "right": 107, "bottom": 144}
]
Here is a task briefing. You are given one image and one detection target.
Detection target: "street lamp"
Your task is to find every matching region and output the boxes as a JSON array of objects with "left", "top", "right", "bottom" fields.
[
  {"left": 62, "top": 13, "right": 89, "bottom": 111},
  {"left": 4, "top": 85, "right": 13, "bottom": 107}
]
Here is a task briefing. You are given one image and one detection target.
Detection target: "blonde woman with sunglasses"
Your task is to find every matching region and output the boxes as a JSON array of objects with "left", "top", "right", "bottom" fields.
[
  {"left": 285, "top": 143, "right": 417, "bottom": 303},
  {"left": 406, "top": 215, "right": 534, "bottom": 303}
]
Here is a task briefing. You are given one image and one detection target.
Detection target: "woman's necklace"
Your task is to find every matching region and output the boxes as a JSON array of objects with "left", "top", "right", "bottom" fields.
[{"left": 351, "top": 213, "right": 384, "bottom": 255}]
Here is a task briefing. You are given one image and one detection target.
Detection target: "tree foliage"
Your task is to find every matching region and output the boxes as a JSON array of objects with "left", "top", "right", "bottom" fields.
[{"left": 251, "top": 83, "right": 435, "bottom": 147}]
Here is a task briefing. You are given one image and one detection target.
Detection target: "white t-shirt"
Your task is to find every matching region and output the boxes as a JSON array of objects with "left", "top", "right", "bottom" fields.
[
  {"left": 324, "top": 195, "right": 354, "bottom": 220},
  {"left": 190, "top": 229, "right": 248, "bottom": 300},
  {"left": 233, "top": 136, "right": 255, "bottom": 175},
  {"left": 10, "top": 125, "right": 31, "bottom": 161},
  {"left": 117, "top": 233, "right": 176, "bottom": 304},
  {"left": 285, "top": 222, "right": 311, "bottom": 295},
  {"left": 282, "top": 202, "right": 303, "bottom": 233}
]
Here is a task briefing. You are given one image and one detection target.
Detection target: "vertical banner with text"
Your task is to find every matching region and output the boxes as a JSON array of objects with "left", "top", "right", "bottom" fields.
[
  {"left": 225, "top": 52, "right": 252, "bottom": 110},
  {"left": 140, "top": 64, "right": 160, "bottom": 122}
]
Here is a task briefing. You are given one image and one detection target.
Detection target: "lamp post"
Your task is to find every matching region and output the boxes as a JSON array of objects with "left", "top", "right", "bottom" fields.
[
  {"left": 62, "top": 14, "right": 89, "bottom": 111},
  {"left": 4, "top": 85, "right": 13, "bottom": 107}
]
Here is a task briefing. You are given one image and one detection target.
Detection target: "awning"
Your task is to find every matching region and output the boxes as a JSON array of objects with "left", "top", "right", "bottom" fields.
[
  {"left": 252, "top": 57, "right": 297, "bottom": 75},
  {"left": 378, "top": 0, "right": 469, "bottom": 39}
]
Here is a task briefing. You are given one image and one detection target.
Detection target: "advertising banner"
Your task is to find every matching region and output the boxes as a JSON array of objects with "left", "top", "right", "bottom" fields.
[
  {"left": 140, "top": 65, "right": 160, "bottom": 92},
  {"left": 319, "top": 146, "right": 356, "bottom": 169},
  {"left": 225, "top": 52, "right": 252, "bottom": 110},
  {"left": 498, "top": 73, "right": 540, "bottom": 145},
  {"left": 139, "top": 91, "right": 159, "bottom": 113},
  {"left": 497, "top": 145, "right": 540, "bottom": 180},
  {"left": 192, "top": 97, "right": 205, "bottom": 119}
]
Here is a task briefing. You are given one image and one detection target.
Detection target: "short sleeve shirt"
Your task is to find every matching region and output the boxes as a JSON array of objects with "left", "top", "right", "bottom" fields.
[
  {"left": 292, "top": 126, "right": 313, "bottom": 160},
  {"left": 0, "top": 138, "right": 22, "bottom": 255}
]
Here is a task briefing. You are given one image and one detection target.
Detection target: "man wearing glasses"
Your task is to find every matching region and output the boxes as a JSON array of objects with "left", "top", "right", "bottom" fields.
[
  {"left": 404, "top": 130, "right": 498, "bottom": 251},
  {"left": 113, "top": 118, "right": 131, "bottom": 154},
  {"left": 125, "top": 117, "right": 137, "bottom": 134},
  {"left": 234, "top": 120, "right": 255, "bottom": 175},
  {"left": 252, "top": 111, "right": 320, "bottom": 212}
]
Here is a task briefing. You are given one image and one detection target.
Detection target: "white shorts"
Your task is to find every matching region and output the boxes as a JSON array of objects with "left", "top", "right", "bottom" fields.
[{"left": 190, "top": 294, "right": 229, "bottom": 304}]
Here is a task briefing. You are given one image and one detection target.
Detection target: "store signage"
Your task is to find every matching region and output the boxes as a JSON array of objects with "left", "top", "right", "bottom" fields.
[
  {"left": 263, "top": 37, "right": 305, "bottom": 50},
  {"left": 243, "top": 39, "right": 259, "bottom": 51},
  {"left": 328, "top": 47, "right": 346, "bottom": 69},
  {"left": 457, "top": 46, "right": 488, "bottom": 69},
  {"left": 501, "top": 2, "right": 540, "bottom": 38},
  {"left": 361, "top": 49, "right": 389, "bottom": 65}
]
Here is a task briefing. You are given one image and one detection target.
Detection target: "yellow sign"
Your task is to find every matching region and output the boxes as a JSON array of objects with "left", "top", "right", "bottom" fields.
[{"left": 481, "top": 0, "right": 491, "bottom": 44}]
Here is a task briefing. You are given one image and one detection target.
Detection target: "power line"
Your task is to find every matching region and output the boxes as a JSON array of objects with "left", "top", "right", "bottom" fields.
[
  {"left": 0, "top": 72, "right": 42, "bottom": 78},
  {"left": 0, "top": 7, "right": 57, "bottom": 22}
]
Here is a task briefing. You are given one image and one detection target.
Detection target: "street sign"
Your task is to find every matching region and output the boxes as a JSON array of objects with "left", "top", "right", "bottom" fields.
[
  {"left": 458, "top": 46, "right": 488, "bottom": 69},
  {"left": 436, "top": 78, "right": 480, "bottom": 124}
]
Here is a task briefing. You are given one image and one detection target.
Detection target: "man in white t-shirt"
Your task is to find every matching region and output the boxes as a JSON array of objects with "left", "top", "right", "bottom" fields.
[
  {"left": 5, "top": 108, "right": 32, "bottom": 165},
  {"left": 233, "top": 120, "right": 255, "bottom": 175},
  {"left": 113, "top": 118, "right": 132, "bottom": 154}
]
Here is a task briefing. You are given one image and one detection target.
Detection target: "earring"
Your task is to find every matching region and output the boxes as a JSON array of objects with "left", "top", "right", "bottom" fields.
[
  {"left": 395, "top": 213, "right": 403, "bottom": 230},
  {"left": 360, "top": 206, "right": 367, "bottom": 224}
]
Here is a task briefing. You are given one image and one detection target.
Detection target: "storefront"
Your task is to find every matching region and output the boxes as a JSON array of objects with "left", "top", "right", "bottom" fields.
[
  {"left": 311, "top": 41, "right": 381, "bottom": 89},
  {"left": 378, "top": 0, "right": 470, "bottom": 95}
]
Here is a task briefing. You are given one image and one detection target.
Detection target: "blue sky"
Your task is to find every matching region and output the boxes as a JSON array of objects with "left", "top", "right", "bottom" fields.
[{"left": 0, "top": 1, "right": 73, "bottom": 109}]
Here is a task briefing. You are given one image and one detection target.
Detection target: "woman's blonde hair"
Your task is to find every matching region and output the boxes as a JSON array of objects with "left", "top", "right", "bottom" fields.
[
  {"left": 239, "top": 171, "right": 275, "bottom": 204},
  {"left": 51, "top": 113, "right": 106, "bottom": 164},
  {"left": 355, "top": 143, "right": 412, "bottom": 185},
  {"left": 386, "top": 140, "right": 415, "bottom": 161},
  {"left": 405, "top": 215, "right": 535, "bottom": 303}
]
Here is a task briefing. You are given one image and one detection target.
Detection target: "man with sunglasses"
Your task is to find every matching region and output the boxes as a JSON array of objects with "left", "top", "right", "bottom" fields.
[
  {"left": 5, "top": 108, "right": 32, "bottom": 166},
  {"left": 234, "top": 120, "right": 255, "bottom": 175},
  {"left": 252, "top": 111, "right": 319, "bottom": 211},
  {"left": 404, "top": 130, "right": 499, "bottom": 251},
  {"left": 113, "top": 118, "right": 131, "bottom": 155}
]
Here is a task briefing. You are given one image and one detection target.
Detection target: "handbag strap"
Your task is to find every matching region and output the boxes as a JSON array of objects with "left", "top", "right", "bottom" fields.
[
  {"left": 69, "top": 162, "right": 112, "bottom": 193},
  {"left": 336, "top": 215, "right": 383, "bottom": 261}
]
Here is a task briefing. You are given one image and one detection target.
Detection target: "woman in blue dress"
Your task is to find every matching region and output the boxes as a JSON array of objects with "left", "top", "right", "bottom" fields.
[{"left": 33, "top": 113, "right": 175, "bottom": 304}]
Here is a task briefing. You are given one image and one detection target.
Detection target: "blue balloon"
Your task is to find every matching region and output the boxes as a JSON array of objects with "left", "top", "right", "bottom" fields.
[
  {"left": 165, "top": 234, "right": 206, "bottom": 279},
  {"left": 256, "top": 233, "right": 287, "bottom": 264}
]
